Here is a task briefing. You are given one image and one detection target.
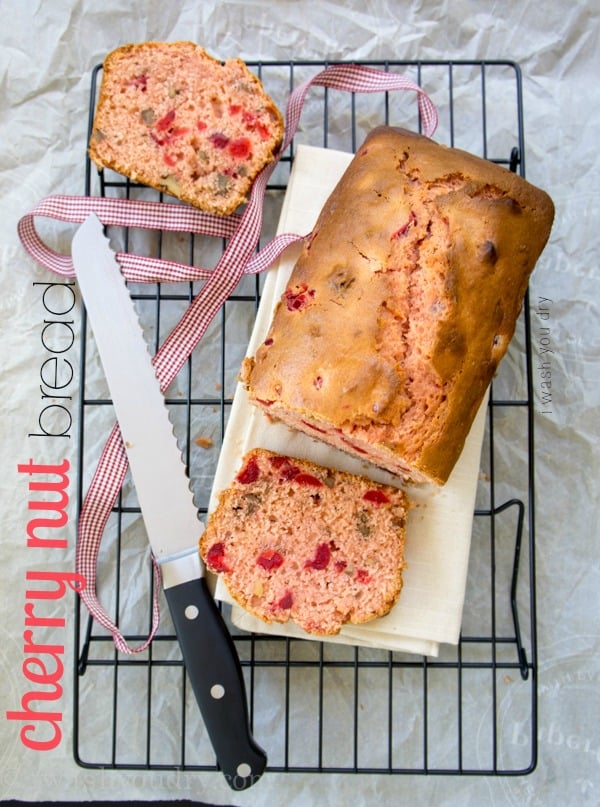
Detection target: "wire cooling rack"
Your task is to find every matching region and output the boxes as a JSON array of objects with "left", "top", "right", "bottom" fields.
[{"left": 74, "top": 60, "right": 538, "bottom": 776}]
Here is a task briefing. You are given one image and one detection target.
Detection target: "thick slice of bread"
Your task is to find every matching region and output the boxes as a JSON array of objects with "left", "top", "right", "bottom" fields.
[
  {"left": 89, "top": 41, "right": 284, "bottom": 215},
  {"left": 200, "top": 448, "right": 408, "bottom": 636}
]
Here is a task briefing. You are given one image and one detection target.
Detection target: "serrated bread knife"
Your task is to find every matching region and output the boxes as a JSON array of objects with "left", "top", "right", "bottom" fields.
[{"left": 72, "top": 213, "right": 267, "bottom": 790}]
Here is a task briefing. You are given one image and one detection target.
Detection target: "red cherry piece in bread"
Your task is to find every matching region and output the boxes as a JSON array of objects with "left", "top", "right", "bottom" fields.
[
  {"left": 205, "top": 542, "right": 230, "bottom": 573},
  {"left": 156, "top": 108, "right": 176, "bottom": 131},
  {"left": 276, "top": 590, "right": 293, "bottom": 609},
  {"left": 256, "top": 549, "right": 284, "bottom": 570},
  {"left": 283, "top": 283, "right": 315, "bottom": 312},
  {"left": 268, "top": 455, "right": 300, "bottom": 480},
  {"left": 228, "top": 137, "right": 252, "bottom": 159},
  {"left": 391, "top": 211, "right": 417, "bottom": 240},
  {"left": 304, "top": 542, "right": 331, "bottom": 570},
  {"left": 236, "top": 456, "right": 260, "bottom": 484},
  {"left": 363, "top": 489, "right": 391, "bottom": 505},
  {"left": 209, "top": 132, "right": 230, "bottom": 149},
  {"left": 126, "top": 74, "right": 147, "bottom": 90},
  {"left": 294, "top": 473, "right": 323, "bottom": 487}
]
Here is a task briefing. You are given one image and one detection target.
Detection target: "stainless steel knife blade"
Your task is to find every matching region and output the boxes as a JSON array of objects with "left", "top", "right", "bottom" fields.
[{"left": 72, "top": 213, "right": 266, "bottom": 790}]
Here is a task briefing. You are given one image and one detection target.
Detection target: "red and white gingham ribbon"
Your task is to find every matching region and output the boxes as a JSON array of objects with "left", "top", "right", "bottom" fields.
[{"left": 18, "top": 64, "right": 438, "bottom": 653}]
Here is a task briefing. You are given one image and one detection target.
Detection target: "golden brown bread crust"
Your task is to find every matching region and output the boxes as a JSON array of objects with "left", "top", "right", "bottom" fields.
[
  {"left": 89, "top": 41, "right": 284, "bottom": 216},
  {"left": 242, "top": 127, "right": 555, "bottom": 485}
]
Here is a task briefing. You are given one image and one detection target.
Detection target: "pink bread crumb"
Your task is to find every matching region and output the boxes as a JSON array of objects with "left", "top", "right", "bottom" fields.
[
  {"left": 200, "top": 448, "right": 408, "bottom": 636},
  {"left": 89, "top": 41, "right": 284, "bottom": 216}
]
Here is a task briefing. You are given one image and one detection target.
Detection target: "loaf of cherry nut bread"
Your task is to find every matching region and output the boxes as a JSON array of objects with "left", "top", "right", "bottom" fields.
[
  {"left": 89, "top": 41, "right": 284, "bottom": 215},
  {"left": 241, "top": 127, "right": 555, "bottom": 485},
  {"left": 200, "top": 449, "right": 408, "bottom": 636}
]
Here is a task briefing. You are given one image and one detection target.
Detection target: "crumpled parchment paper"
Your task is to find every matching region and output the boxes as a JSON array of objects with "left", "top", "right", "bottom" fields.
[{"left": 1, "top": 2, "right": 598, "bottom": 805}]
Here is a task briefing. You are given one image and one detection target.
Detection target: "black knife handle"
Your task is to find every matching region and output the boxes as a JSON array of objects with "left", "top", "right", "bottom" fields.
[{"left": 164, "top": 576, "right": 267, "bottom": 790}]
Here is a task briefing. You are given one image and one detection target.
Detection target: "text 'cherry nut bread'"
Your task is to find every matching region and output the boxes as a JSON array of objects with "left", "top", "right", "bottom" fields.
[
  {"left": 241, "top": 127, "right": 555, "bottom": 485},
  {"left": 89, "top": 41, "right": 284, "bottom": 216},
  {"left": 200, "top": 449, "right": 408, "bottom": 636}
]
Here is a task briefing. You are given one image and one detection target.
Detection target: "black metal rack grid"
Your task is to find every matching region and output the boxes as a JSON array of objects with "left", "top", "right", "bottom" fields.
[{"left": 74, "top": 60, "right": 537, "bottom": 776}]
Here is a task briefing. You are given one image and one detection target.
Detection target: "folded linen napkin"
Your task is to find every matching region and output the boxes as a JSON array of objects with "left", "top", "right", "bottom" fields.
[{"left": 209, "top": 144, "right": 488, "bottom": 657}]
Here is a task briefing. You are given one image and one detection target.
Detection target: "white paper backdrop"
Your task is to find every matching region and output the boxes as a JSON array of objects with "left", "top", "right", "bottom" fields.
[{"left": 1, "top": 1, "right": 598, "bottom": 805}]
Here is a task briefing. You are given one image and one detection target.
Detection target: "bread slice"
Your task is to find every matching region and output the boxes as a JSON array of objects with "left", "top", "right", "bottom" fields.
[
  {"left": 89, "top": 41, "right": 284, "bottom": 215},
  {"left": 200, "top": 448, "right": 408, "bottom": 636}
]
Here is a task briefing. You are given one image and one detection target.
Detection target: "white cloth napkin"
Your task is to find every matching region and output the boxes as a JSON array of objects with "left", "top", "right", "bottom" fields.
[{"left": 209, "top": 144, "right": 488, "bottom": 657}]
